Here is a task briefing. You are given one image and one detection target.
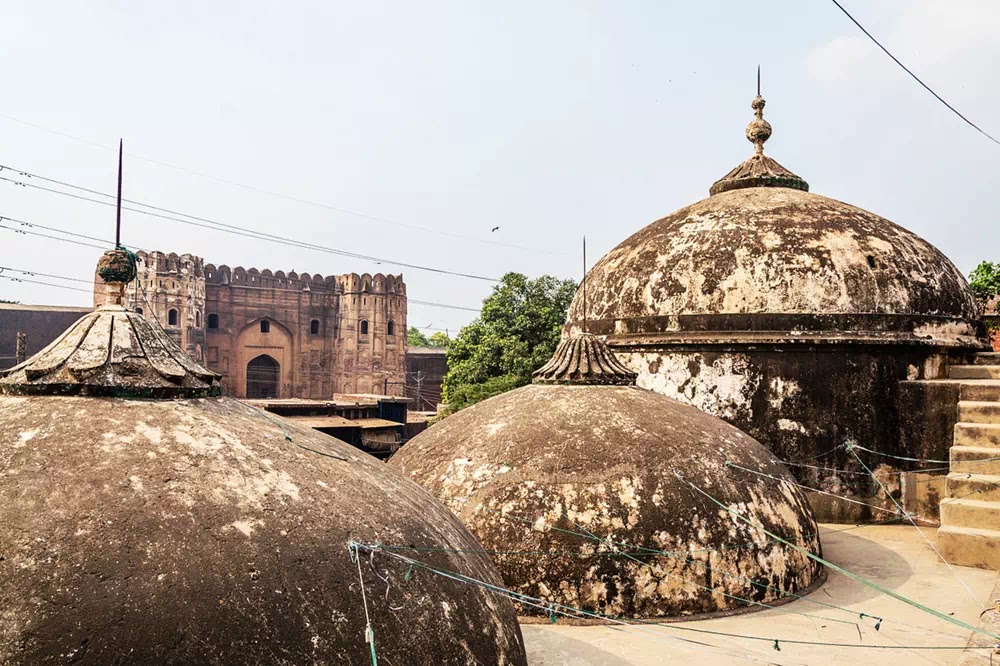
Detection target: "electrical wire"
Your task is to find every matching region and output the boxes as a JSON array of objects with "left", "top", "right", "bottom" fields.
[
  {"left": 0, "top": 221, "right": 482, "bottom": 320},
  {"left": 829, "top": 0, "right": 1000, "bottom": 146},
  {"left": 0, "top": 132, "right": 566, "bottom": 256},
  {"left": 0, "top": 263, "right": 456, "bottom": 335},
  {"left": 0, "top": 172, "right": 500, "bottom": 282}
]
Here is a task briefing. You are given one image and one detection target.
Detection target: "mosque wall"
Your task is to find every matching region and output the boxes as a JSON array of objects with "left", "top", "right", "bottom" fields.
[
  {"left": 93, "top": 251, "right": 407, "bottom": 399},
  {"left": 614, "top": 342, "right": 970, "bottom": 516}
]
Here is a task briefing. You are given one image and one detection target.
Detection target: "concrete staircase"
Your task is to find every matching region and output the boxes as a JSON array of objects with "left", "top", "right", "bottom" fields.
[{"left": 938, "top": 353, "right": 1000, "bottom": 570}]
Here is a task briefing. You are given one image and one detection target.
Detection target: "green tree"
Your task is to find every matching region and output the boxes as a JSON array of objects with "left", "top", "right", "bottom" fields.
[
  {"left": 428, "top": 331, "right": 451, "bottom": 348},
  {"left": 407, "top": 326, "right": 430, "bottom": 347},
  {"left": 969, "top": 261, "right": 1000, "bottom": 335},
  {"left": 443, "top": 272, "right": 577, "bottom": 411}
]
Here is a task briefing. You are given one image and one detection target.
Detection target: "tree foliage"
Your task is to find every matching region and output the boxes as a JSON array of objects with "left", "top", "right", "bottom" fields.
[
  {"left": 443, "top": 272, "right": 577, "bottom": 411},
  {"left": 407, "top": 326, "right": 429, "bottom": 347},
  {"left": 408, "top": 327, "right": 451, "bottom": 348},
  {"left": 427, "top": 331, "right": 451, "bottom": 348},
  {"left": 970, "top": 261, "right": 1000, "bottom": 335}
]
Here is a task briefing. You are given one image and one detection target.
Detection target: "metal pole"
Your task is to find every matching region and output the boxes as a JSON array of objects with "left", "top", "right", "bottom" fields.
[
  {"left": 115, "top": 139, "right": 123, "bottom": 247},
  {"left": 582, "top": 235, "right": 587, "bottom": 333},
  {"left": 15, "top": 331, "right": 26, "bottom": 364}
]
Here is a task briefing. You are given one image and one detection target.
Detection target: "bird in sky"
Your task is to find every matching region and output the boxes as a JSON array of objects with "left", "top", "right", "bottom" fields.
[{"left": 491, "top": 226, "right": 500, "bottom": 232}]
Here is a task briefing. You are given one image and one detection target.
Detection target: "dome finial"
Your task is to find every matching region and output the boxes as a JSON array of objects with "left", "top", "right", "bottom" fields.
[
  {"left": 708, "top": 73, "right": 809, "bottom": 196},
  {"left": 746, "top": 67, "right": 772, "bottom": 155},
  {"left": 96, "top": 140, "right": 136, "bottom": 305}
]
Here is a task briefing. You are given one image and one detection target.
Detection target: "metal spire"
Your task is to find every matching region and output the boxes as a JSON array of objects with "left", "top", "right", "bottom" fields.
[
  {"left": 582, "top": 235, "right": 587, "bottom": 334},
  {"left": 115, "top": 139, "right": 123, "bottom": 247}
]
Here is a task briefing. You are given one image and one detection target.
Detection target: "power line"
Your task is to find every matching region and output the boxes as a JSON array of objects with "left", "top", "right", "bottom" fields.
[
  {"left": 0, "top": 273, "right": 91, "bottom": 294},
  {"left": 0, "top": 263, "right": 458, "bottom": 334},
  {"left": 0, "top": 213, "right": 482, "bottom": 316},
  {"left": 0, "top": 170, "right": 501, "bottom": 283},
  {"left": 0, "top": 118, "right": 565, "bottom": 256},
  {"left": 0, "top": 219, "right": 109, "bottom": 251},
  {"left": 829, "top": 0, "right": 1000, "bottom": 146},
  {"left": 409, "top": 298, "right": 479, "bottom": 313},
  {"left": 0, "top": 265, "right": 91, "bottom": 284}
]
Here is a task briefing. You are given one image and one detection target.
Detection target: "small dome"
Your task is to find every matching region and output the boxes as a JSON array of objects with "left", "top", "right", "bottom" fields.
[
  {"left": 0, "top": 252, "right": 526, "bottom": 664},
  {"left": 389, "top": 337, "right": 823, "bottom": 618}
]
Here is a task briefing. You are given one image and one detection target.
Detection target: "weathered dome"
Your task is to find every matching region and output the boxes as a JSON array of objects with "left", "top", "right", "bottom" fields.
[
  {"left": 565, "top": 187, "right": 979, "bottom": 345},
  {"left": 389, "top": 336, "right": 824, "bottom": 619},
  {"left": 565, "top": 97, "right": 979, "bottom": 347},
  {"left": 0, "top": 251, "right": 526, "bottom": 664}
]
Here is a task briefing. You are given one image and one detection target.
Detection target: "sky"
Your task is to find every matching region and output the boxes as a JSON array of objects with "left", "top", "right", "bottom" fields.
[{"left": 0, "top": 0, "right": 997, "bottom": 334}]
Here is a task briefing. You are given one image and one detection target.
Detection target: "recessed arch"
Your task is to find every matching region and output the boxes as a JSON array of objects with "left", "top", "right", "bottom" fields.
[
  {"left": 246, "top": 354, "right": 280, "bottom": 399},
  {"left": 167, "top": 308, "right": 178, "bottom": 326}
]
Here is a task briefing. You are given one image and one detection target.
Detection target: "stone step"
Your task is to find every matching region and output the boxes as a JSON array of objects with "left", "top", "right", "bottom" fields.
[
  {"left": 951, "top": 446, "right": 1000, "bottom": 475},
  {"left": 954, "top": 422, "right": 1000, "bottom": 448},
  {"left": 946, "top": 472, "right": 1000, "bottom": 502},
  {"left": 950, "top": 365, "right": 1000, "bottom": 380},
  {"left": 939, "top": 497, "right": 1000, "bottom": 531},
  {"left": 958, "top": 401, "right": 1000, "bottom": 424},
  {"left": 972, "top": 352, "right": 1000, "bottom": 366},
  {"left": 961, "top": 382, "right": 1000, "bottom": 402},
  {"left": 938, "top": 524, "right": 1000, "bottom": 570}
]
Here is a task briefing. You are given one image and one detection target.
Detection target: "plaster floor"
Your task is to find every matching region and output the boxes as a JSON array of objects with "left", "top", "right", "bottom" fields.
[{"left": 522, "top": 524, "right": 999, "bottom": 666}]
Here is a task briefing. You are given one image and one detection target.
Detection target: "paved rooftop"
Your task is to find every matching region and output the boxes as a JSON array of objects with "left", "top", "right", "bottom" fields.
[{"left": 523, "top": 524, "right": 1000, "bottom": 665}]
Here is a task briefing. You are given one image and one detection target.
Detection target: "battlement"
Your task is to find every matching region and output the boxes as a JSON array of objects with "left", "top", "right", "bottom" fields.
[
  {"left": 203, "top": 264, "right": 405, "bottom": 295},
  {"left": 136, "top": 251, "right": 204, "bottom": 277}
]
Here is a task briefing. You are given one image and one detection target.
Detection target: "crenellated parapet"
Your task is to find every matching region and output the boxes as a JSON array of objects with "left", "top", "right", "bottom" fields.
[
  {"left": 203, "top": 264, "right": 405, "bottom": 294},
  {"left": 136, "top": 250, "right": 204, "bottom": 277}
]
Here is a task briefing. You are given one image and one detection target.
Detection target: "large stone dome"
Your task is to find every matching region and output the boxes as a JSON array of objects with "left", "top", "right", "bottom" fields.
[
  {"left": 389, "top": 335, "right": 824, "bottom": 619},
  {"left": 0, "top": 251, "right": 526, "bottom": 665},
  {"left": 558, "top": 94, "right": 986, "bottom": 480},
  {"left": 565, "top": 93, "right": 979, "bottom": 347},
  {"left": 565, "top": 187, "right": 979, "bottom": 345}
]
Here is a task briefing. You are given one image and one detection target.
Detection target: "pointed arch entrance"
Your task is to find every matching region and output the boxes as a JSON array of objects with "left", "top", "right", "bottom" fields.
[{"left": 246, "top": 354, "right": 280, "bottom": 399}]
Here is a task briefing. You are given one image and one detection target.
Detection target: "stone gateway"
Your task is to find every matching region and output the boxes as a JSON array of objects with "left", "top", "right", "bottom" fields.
[{"left": 93, "top": 250, "right": 407, "bottom": 399}]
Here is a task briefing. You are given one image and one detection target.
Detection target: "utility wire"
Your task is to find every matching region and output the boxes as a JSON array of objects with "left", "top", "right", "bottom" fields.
[
  {"left": 829, "top": 0, "right": 1000, "bottom": 146},
  {"left": 0, "top": 216, "right": 483, "bottom": 315},
  {"left": 0, "top": 274, "right": 91, "bottom": 294},
  {"left": 0, "top": 262, "right": 456, "bottom": 334},
  {"left": 0, "top": 122, "right": 565, "bottom": 256},
  {"left": 0, "top": 171, "right": 500, "bottom": 283},
  {"left": 0, "top": 265, "right": 91, "bottom": 284}
]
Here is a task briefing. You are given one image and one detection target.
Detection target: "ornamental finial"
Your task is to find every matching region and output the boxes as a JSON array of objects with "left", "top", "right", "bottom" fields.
[
  {"left": 746, "top": 67, "right": 772, "bottom": 154},
  {"left": 96, "top": 141, "right": 136, "bottom": 305}
]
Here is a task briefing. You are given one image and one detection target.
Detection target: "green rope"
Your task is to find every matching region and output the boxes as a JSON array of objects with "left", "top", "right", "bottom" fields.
[
  {"left": 361, "top": 543, "right": 997, "bottom": 652},
  {"left": 244, "top": 403, "right": 349, "bottom": 461},
  {"left": 673, "top": 471, "right": 1000, "bottom": 643},
  {"left": 847, "top": 443, "right": 986, "bottom": 612}
]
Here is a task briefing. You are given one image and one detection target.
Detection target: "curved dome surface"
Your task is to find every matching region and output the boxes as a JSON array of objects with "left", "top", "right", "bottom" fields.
[
  {"left": 389, "top": 382, "right": 824, "bottom": 619},
  {"left": 0, "top": 395, "right": 526, "bottom": 665},
  {"left": 566, "top": 187, "right": 979, "bottom": 345}
]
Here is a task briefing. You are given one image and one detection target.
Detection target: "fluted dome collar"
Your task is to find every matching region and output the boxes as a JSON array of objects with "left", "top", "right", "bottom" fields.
[
  {"left": 532, "top": 333, "right": 637, "bottom": 386},
  {"left": 0, "top": 304, "right": 221, "bottom": 398}
]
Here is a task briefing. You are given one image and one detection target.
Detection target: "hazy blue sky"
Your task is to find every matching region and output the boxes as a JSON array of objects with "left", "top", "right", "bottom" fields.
[{"left": 1, "top": 0, "right": 997, "bottom": 333}]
